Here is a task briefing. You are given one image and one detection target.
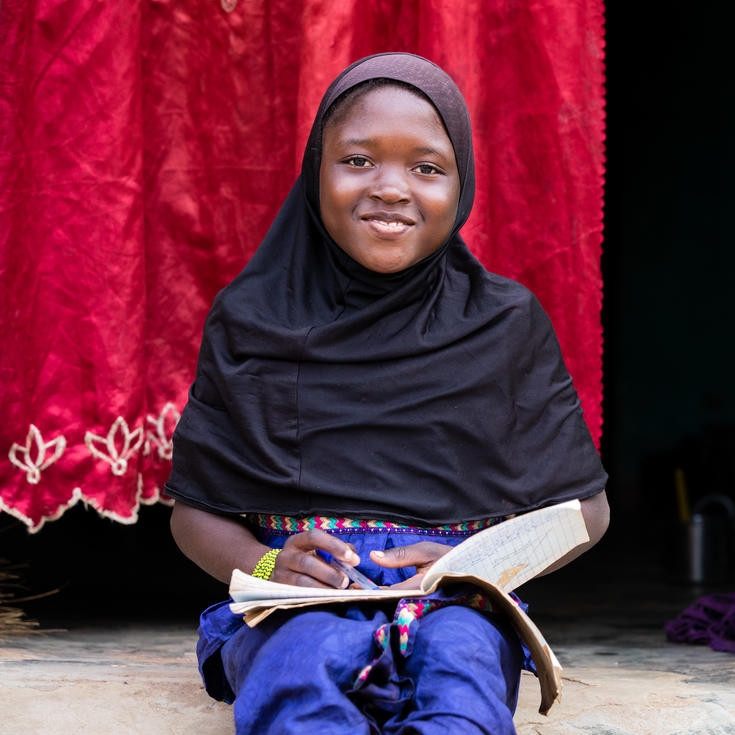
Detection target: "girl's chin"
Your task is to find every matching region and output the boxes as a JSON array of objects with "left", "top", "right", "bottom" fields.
[{"left": 347, "top": 247, "right": 425, "bottom": 274}]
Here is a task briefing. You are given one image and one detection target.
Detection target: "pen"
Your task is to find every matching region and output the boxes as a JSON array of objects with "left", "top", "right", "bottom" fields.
[{"left": 317, "top": 551, "right": 380, "bottom": 590}]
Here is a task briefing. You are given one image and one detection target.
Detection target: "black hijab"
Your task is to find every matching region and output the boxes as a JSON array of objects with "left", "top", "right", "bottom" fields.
[{"left": 166, "top": 53, "right": 606, "bottom": 524}]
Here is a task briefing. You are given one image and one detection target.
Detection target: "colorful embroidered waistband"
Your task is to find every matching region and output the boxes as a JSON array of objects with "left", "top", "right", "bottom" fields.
[{"left": 248, "top": 513, "right": 504, "bottom": 536}]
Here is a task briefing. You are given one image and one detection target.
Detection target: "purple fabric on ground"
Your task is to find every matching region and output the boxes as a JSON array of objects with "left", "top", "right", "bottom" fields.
[{"left": 664, "top": 593, "right": 735, "bottom": 653}]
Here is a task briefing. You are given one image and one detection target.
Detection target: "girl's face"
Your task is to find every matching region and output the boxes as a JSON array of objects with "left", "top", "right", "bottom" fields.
[{"left": 319, "top": 85, "right": 460, "bottom": 274}]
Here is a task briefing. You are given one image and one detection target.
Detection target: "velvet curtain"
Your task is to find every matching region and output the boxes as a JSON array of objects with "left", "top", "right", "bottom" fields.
[{"left": 0, "top": 0, "right": 606, "bottom": 532}]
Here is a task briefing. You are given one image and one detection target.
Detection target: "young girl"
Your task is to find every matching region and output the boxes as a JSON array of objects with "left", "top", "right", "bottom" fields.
[{"left": 167, "top": 52, "right": 609, "bottom": 735}]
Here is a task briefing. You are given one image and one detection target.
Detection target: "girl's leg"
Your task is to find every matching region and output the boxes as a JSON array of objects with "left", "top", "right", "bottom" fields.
[
  {"left": 221, "top": 608, "right": 385, "bottom": 735},
  {"left": 385, "top": 606, "right": 523, "bottom": 735}
]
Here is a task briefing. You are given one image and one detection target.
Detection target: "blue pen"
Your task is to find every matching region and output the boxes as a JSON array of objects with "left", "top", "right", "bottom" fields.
[{"left": 317, "top": 551, "right": 380, "bottom": 590}]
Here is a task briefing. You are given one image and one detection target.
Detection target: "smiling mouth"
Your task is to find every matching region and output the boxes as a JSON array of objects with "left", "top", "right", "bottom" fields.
[{"left": 360, "top": 213, "right": 415, "bottom": 238}]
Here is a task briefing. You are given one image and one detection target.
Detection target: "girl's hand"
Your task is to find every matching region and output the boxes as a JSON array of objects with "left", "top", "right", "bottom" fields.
[
  {"left": 269, "top": 529, "right": 360, "bottom": 589},
  {"left": 369, "top": 541, "right": 451, "bottom": 590}
]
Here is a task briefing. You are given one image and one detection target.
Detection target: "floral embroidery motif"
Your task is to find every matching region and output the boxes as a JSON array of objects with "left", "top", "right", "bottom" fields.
[
  {"left": 8, "top": 425, "right": 67, "bottom": 484},
  {"left": 145, "top": 402, "right": 180, "bottom": 460},
  {"left": 85, "top": 417, "right": 144, "bottom": 476}
]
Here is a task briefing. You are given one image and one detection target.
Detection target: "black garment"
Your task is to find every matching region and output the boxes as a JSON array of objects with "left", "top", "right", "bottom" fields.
[{"left": 165, "top": 53, "right": 606, "bottom": 524}]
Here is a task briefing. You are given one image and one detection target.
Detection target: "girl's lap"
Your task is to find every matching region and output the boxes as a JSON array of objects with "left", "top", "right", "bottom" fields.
[
  {"left": 197, "top": 529, "right": 524, "bottom": 732},
  {"left": 218, "top": 602, "right": 521, "bottom": 734}
]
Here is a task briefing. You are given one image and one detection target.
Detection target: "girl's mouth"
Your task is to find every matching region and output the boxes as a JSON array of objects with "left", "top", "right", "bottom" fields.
[{"left": 360, "top": 212, "right": 415, "bottom": 239}]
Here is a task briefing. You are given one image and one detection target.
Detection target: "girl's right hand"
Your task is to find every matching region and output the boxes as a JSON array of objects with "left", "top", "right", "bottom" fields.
[{"left": 270, "top": 529, "right": 360, "bottom": 589}]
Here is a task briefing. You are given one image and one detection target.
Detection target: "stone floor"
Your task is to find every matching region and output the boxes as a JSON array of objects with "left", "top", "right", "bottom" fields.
[
  {"left": 1, "top": 615, "right": 734, "bottom": 735},
  {"left": 1, "top": 532, "right": 734, "bottom": 734}
]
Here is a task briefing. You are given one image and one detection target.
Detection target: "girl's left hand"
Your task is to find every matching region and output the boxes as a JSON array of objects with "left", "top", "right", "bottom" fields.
[{"left": 369, "top": 541, "right": 451, "bottom": 590}]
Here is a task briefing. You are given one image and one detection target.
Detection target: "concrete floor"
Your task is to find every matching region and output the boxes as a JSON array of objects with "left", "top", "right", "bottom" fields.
[
  {"left": 1, "top": 615, "right": 733, "bottom": 734},
  {"left": 2, "top": 535, "right": 734, "bottom": 734}
]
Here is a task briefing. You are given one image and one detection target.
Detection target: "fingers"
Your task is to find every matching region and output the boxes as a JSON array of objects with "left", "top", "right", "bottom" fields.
[
  {"left": 268, "top": 534, "right": 450, "bottom": 589},
  {"left": 272, "top": 530, "right": 359, "bottom": 589},
  {"left": 286, "top": 529, "right": 359, "bottom": 563},
  {"left": 369, "top": 541, "right": 449, "bottom": 569}
]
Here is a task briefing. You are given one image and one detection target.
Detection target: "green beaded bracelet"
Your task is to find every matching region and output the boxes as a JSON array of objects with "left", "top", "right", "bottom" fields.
[{"left": 252, "top": 548, "right": 282, "bottom": 580}]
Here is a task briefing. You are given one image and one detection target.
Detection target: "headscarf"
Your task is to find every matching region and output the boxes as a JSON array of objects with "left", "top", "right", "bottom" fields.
[{"left": 166, "top": 53, "right": 606, "bottom": 524}]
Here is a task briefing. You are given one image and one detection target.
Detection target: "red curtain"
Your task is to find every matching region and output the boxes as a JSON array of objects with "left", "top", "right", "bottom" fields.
[{"left": 0, "top": 0, "right": 606, "bottom": 532}]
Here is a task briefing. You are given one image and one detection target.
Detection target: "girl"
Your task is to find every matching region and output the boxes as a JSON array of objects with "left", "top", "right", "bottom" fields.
[{"left": 167, "top": 52, "right": 609, "bottom": 735}]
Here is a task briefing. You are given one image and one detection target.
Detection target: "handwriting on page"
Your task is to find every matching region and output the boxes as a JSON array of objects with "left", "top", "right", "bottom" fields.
[{"left": 425, "top": 500, "right": 589, "bottom": 593}]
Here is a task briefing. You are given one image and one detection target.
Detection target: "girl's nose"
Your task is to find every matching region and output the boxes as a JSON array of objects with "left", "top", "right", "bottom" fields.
[{"left": 369, "top": 165, "right": 410, "bottom": 203}]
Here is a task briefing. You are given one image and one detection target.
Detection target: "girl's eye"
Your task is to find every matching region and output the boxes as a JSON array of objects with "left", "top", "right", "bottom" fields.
[
  {"left": 414, "top": 163, "right": 441, "bottom": 175},
  {"left": 346, "top": 156, "right": 371, "bottom": 168}
]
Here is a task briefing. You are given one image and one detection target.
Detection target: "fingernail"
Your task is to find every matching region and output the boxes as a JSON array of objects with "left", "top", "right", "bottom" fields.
[
  {"left": 345, "top": 549, "right": 360, "bottom": 564},
  {"left": 371, "top": 550, "right": 385, "bottom": 559}
]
